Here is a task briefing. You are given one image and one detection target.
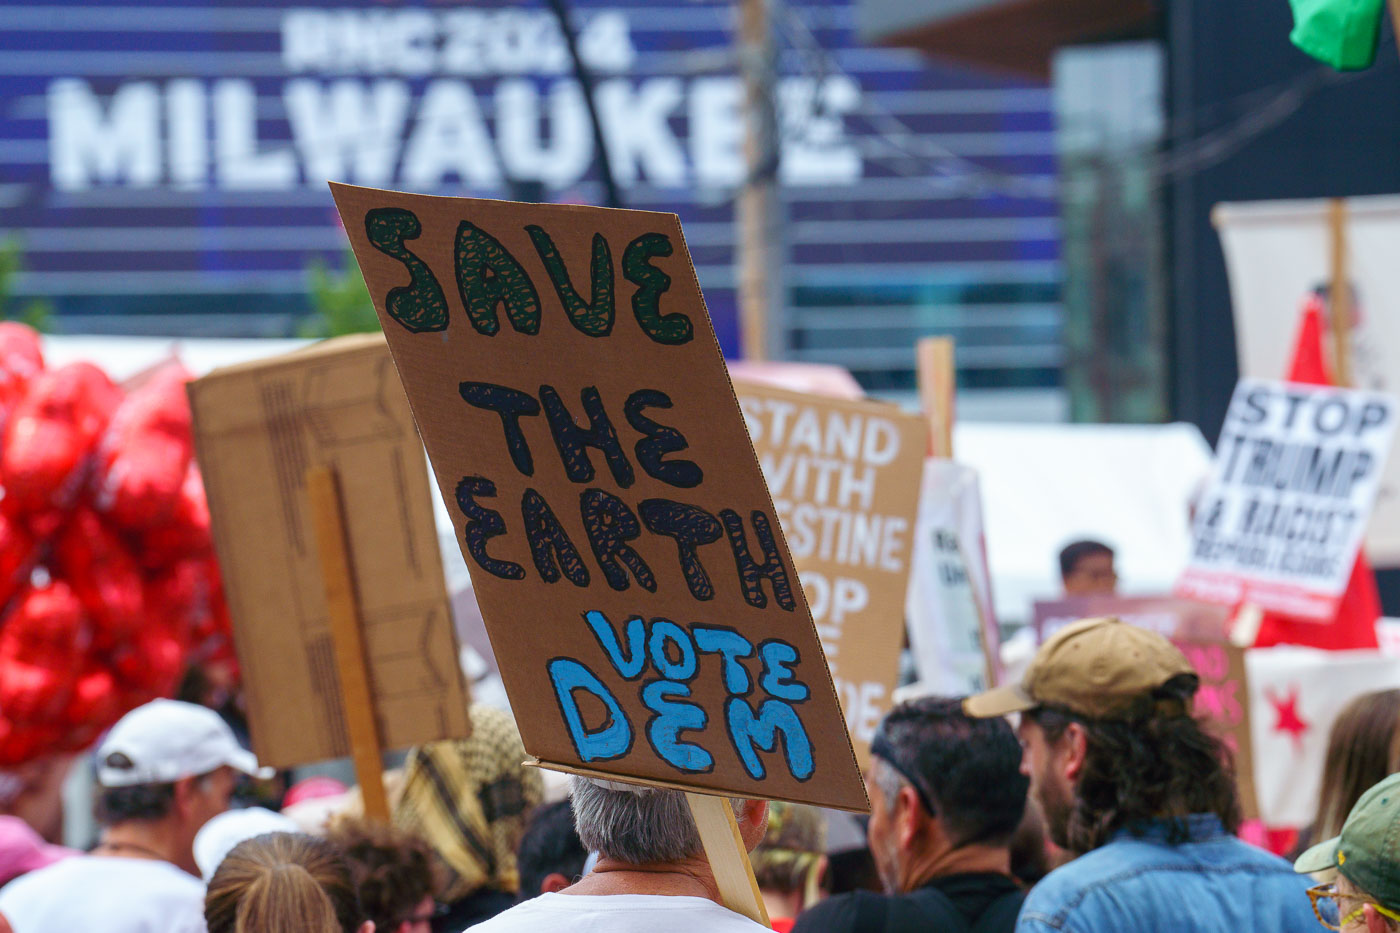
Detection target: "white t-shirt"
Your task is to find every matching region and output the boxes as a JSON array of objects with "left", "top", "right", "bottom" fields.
[
  {"left": 0, "top": 855, "right": 206, "bottom": 933},
  {"left": 469, "top": 893, "right": 770, "bottom": 933}
]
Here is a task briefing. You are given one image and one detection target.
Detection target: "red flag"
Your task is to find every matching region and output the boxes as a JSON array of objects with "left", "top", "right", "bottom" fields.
[{"left": 1250, "top": 293, "right": 1380, "bottom": 650}]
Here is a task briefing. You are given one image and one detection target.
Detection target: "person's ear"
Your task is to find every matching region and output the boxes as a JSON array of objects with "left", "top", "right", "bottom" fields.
[
  {"left": 356, "top": 921, "right": 375, "bottom": 933},
  {"left": 1061, "top": 722, "right": 1089, "bottom": 783},
  {"left": 541, "top": 872, "right": 571, "bottom": 894},
  {"left": 171, "top": 776, "right": 198, "bottom": 818},
  {"left": 895, "top": 785, "right": 928, "bottom": 851},
  {"left": 1365, "top": 904, "right": 1391, "bottom": 933},
  {"left": 738, "top": 799, "right": 768, "bottom": 852}
]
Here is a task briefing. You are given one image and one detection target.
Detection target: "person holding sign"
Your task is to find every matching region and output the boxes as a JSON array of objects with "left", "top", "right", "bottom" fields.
[
  {"left": 469, "top": 776, "right": 770, "bottom": 932},
  {"left": 965, "top": 618, "right": 1316, "bottom": 933}
]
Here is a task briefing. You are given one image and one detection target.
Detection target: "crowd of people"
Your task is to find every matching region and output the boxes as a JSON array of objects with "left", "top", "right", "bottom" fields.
[{"left": 0, "top": 614, "right": 1397, "bottom": 932}]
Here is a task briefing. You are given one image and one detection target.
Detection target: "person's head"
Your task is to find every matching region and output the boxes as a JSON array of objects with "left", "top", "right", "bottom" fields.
[
  {"left": 965, "top": 617, "right": 1241, "bottom": 854},
  {"left": 1312, "top": 690, "right": 1400, "bottom": 844},
  {"left": 1296, "top": 773, "right": 1400, "bottom": 932},
  {"left": 94, "top": 699, "right": 272, "bottom": 873},
  {"left": 866, "top": 697, "right": 1027, "bottom": 893},
  {"left": 1058, "top": 540, "right": 1117, "bottom": 596},
  {"left": 569, "top": 776, "right": 767, "bottom": 865},
  {"left": 205, "top": 832, "right": 372, "bottom": 933},
  {"left": 750, "top": 802, "right": 826, "bottom": 917},
  {"left": 327, "top": 819, "right": 443, "bottom": 933},
  {"left": 392, "top": 705, "right": 543, "bottom": 904},
  {"left": 515, "top": 800, "right": 587, "bottom": 900}
]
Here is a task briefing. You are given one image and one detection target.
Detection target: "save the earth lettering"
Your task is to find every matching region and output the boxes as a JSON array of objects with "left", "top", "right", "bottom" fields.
[{"left": 364, "top": 207, "right": 692, "bottom": 344}]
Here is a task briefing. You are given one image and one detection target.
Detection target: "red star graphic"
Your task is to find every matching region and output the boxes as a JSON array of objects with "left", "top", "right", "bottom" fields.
[{"left": 1265, "top": 685, "right": 1310, "bottom": 750}]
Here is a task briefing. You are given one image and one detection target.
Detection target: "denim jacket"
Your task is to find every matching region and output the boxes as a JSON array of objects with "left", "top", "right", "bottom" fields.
[{"left": 1016, "top": 814, "right": 1317, "bottom": 932}]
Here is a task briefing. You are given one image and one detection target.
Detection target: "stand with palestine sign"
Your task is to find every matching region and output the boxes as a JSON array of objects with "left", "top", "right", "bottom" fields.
[{"left": 1177, "top": 378, "right": 1397, "bottom": 620}]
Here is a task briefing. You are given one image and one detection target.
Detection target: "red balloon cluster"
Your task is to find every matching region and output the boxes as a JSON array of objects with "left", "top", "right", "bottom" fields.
[{"left": 0, "top": 325, "right": 234, "bottom": 766}]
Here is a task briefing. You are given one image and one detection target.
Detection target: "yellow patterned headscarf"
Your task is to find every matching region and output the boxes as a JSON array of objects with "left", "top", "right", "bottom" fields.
[
  {"left": 393, "top": 705, "right": 543, "bottom": 902},
  {"left": 751, "top": 801, "right": 826, "bottom": 903}
]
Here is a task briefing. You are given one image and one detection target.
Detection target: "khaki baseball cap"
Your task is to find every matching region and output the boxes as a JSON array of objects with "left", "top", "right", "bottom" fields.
[
  {"left": 964, "top": 617, "right": 1197, "bottom": 720},
  {"left": 1296, "top": 772, "right": 1400, "bottom": 910}
]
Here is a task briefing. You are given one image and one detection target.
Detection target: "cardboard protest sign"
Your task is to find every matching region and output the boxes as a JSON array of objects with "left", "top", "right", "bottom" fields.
[
  {"left": 1171, "top": 637, "right": 1257, "bottom": 819},
  {"left": 906, "top": 460, "right": 999, "bottom": 695},
  {"left": 1177, "top": 379, "right": 1396, "bottom": 620},
  {"left": 330, "top": 185, "right": 868, "bottom": 812},
  {"left": 1032, "top": 595, "right": 1231, "bottom": 643},
  {"left": 734, "top": 381, "right": 925, "bottom": 764},
  {"left": 188, "top": 335, "right": 470, "bottom": 768}
]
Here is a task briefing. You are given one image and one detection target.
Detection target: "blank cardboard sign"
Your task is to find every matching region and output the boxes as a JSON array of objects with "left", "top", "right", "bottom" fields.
[
  {"left": 330, "top": 184, "right": 868, "bottom": 812},
  {"left": 735, "top": 381, "right": 926, "bottom": 767},
  {"left": 189, "top": 334, "right": 470, "bottom": 768}
]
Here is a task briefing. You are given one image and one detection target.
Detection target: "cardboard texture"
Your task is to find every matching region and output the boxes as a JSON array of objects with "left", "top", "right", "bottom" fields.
[
  {"left": 188, "top": 334, "right": 470, "bottom": 769},
  {"left": 1171, "top": 637, "right": 1258, "bottom": 820},
  {"left": 330, "top": 184, "right": 868, "bottom": 812},
  {"left": 735, "top": 381, "right": 925, "bottom": 766}
]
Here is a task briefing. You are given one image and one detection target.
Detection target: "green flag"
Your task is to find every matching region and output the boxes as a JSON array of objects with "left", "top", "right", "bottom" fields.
[{"left": 1289, "top": 0, "right": 1385, "bottom": 69}]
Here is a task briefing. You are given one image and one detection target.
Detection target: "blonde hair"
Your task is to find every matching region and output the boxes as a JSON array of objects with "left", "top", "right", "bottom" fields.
[
  {"left": 751, "top": 802, "right": 825, "bottom": 907},
  {"left": 204, "top": 832, "right": 366, "bottom": 933}
]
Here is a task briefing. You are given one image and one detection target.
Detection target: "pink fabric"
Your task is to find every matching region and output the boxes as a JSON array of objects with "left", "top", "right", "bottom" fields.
[
  {"left": 0, "top": 815, "right": 74, "bottom": 885},
  {"left": 281, "top": 776, "right": 347, "bottom": 809}
]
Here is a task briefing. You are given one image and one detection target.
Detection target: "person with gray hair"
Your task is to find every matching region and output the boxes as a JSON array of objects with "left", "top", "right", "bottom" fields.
[{"left": 470, "top": 775, "right": 770, "bottom": 931}]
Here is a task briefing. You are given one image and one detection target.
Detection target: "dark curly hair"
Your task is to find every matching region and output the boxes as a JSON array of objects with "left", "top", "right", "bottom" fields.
[
  {"left": 326, "top": 819, "right": 443, "bottom": 931},
  {"left": 1026, "top": 673, "right": 1242, "bottom": 853}
]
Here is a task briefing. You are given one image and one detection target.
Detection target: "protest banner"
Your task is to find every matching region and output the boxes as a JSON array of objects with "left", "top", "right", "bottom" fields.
[
  {"left": 328, "top": 185, "right": 869, "bottom": 818},
  {"left": 905, "top": 461, "right": 999, "bottom": 695},
  {"left": 1032, "top": 595, "right": 1231, "bottom": 643},
  {"left": 1172, "top": 637, "right": 1257, "bottom": 818},
  {"left": 1215, "top": 196, "right": 1400, "bottom": 563},
  {"left": 1176, "top": 378, "right": 1397, "bottom": 620},
  {"left": 734, "top": 381, "right": 926, "bottom": 764},
  {"left": 1247, "top": 646, "right": 1400, "bottom": 826},
  {"left": 188, "top": 335, "right": 471, "bottom": 784}
]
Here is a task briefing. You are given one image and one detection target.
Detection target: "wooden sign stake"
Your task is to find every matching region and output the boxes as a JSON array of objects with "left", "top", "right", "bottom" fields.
[
  {"left": 306, "top": 465, "right": 391, "bottom": 822},
  {"left": 685, "top": 792, "right": 770, "bottom": 928},
  {"left": 917, "top": 337, "right": 956, "bottom": 458},
  {"left": 1327, "top": 198, "right": 1354, "bottom": 388}
]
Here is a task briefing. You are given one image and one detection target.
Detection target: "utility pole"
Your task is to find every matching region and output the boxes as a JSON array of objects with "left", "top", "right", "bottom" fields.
[{"left": 736, "top": 0, "right": 782, "bottom": 361}]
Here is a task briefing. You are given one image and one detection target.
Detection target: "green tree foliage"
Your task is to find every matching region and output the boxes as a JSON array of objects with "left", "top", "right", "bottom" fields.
[
  {"left": 298, "top": 248, "right": 379, "bottom": 338},
  {"left": 0, "top": 238, "right": 52, "bottom": 331}
]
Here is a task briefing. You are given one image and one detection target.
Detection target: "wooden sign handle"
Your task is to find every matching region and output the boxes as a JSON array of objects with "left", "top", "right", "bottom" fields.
[
  {"left": 916, "top": 337, "right": 956, "bottom": 458},
  {"left": 306, "top": 465, "right": 391, "bottom": 822},
  {"left": 1327, "top": 198, "right": 1353, "bottom": 387},
  {"left": 685, "top": 792, "right": 770, "bottom": 928}
]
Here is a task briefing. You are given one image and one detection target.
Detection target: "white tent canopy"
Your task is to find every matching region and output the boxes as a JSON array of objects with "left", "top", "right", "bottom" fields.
[{"left": 953, "top": 422, "right": 1214, "bottom": 626}]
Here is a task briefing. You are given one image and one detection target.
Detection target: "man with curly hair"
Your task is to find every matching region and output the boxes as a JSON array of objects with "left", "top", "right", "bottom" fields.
[
  {"left": 328, "top": 819, "right": 444, "bottom": 933},
  {"left": 965, "top": 617, "right": 1316, "bottom": 932}
]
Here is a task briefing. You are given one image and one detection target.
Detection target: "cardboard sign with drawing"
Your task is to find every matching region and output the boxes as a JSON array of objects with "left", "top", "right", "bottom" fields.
[
  {"left": 330, "top": 185, "right": 868, "bottom": 813},
  {"left": 735, "top": 381, "right": 924, "bottom": 764}
]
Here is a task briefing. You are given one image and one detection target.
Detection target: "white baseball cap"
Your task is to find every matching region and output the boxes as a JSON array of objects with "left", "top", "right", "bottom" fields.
[
  {"left": 193, "top": 807, "right": 298, "bottom": 881},
  {"left": 97, "top": 700, "right": 275, "bottom": 788}
]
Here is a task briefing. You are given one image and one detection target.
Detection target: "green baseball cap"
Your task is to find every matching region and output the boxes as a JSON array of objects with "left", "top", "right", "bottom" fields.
[{"left": 1296, "top": 772, "right": 1400, "bottom": 909}]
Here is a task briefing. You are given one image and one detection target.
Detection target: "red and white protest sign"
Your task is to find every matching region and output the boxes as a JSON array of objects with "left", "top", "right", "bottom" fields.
[{"left": 1176, "top": 379, "right": 1396, "bottom": 620}]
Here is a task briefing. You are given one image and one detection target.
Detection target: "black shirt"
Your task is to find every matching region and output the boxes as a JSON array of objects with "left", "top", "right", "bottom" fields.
[{"left": 792, "top": 872, "right": 1023, "bottom": 933}]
